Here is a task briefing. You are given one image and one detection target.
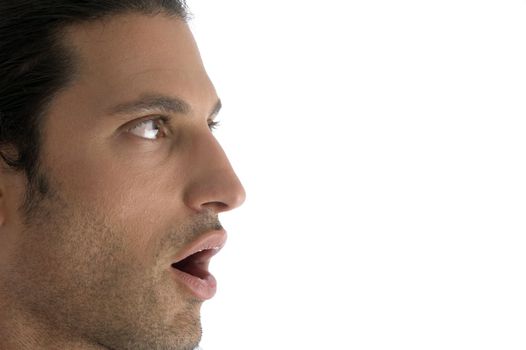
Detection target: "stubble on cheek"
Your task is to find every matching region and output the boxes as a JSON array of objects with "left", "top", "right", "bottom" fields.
[
  {"left": 11, "top": 195, "right": 134, "bottom": 329},
  {"left": 8, "top": 187, "right": 203, "bottom": 349}
]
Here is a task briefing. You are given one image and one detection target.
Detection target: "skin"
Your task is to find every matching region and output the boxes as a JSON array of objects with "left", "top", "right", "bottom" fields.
[{"left": 0, "top": 12, "right": 245, "bottom": 350}]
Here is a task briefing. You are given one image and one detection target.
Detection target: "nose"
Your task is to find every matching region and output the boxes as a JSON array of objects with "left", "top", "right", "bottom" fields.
[{"left": 183, "top": 129, "right": 246, "bottom": 214}]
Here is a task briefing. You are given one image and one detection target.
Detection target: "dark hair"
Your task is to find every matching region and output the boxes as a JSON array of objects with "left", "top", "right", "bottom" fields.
[{"left": 0, "top": 0, "right": 189, "bottom": 188}]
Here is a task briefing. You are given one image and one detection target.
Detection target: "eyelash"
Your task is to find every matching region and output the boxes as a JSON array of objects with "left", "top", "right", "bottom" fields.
[
  {"left": 127, "top": 116, "right": 221, "bottom": 141},
  {"left": 208, "top": 120, "right": 221, "bottom": 131}
]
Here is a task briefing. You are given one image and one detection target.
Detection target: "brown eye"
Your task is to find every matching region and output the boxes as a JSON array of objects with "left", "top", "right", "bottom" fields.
[{"left": 127, "top": 117, "right": 168, "bottom": 140}]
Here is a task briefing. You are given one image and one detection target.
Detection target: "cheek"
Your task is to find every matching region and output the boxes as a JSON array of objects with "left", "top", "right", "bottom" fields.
[
  {"left": 57, "top": 136, "right": 182, "bottom": 207},
  {"left": 44, "top": 117, "right": 192, "bottom": 236},
  {"left": 57, "top": 147, "right": 188, "bottom": 252}
]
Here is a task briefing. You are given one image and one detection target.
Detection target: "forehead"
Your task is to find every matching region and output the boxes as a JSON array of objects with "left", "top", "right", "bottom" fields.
[{"left": 60, "top": 13, "right": 216, "bottom": 113}]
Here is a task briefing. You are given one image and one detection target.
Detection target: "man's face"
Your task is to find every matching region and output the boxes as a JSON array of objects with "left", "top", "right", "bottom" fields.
[{"left": 0, "top": 13, "right": 245, "bottom": 350}]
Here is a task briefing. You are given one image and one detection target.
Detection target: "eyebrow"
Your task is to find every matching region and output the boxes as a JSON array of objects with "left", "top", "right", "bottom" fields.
[{"left": 107, "top": 93, "right": 222, "bottom": 119}]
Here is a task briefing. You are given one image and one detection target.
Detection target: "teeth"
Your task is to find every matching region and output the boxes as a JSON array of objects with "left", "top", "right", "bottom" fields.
[
  {"left": 172, "top": 246, "right": 222, "bottom": 267},
  {"left": 196, "top": 246, "right": 220, "bottom": 253}
]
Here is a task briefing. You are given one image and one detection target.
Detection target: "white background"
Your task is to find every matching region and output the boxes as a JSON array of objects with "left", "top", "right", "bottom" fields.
[{"left": 188, "top": 1, "right": 526, "bottom": 349}]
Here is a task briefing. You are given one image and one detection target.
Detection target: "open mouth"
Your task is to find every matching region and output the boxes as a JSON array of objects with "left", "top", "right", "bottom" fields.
[
  {"left": 169, "top": 230, "right": 227, "bottom": 300},
  {"left": 171, "top": 248, "right": 219, "bottom": 279}
]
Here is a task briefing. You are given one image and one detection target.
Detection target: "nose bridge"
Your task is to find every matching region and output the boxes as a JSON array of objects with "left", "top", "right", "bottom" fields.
[{"left": 183, "top": 129, "right": 246, "bottom": 213}]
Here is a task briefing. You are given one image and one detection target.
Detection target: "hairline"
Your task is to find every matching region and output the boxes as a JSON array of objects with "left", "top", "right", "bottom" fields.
[{"left": 22, "top": 9, "right": 191, "bottom": 207}]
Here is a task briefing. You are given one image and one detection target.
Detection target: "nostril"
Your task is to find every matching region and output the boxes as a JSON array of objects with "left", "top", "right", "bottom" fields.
[{"left": 202, "top": 201, "right": 229, "bottom": 213}]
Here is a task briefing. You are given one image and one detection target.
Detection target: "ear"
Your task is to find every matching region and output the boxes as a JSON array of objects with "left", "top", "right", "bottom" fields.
[
  {"left": 0, "top": 171, "right": 24, "bottom": 228},
  {"left": 0, "top": 172, "right": 7, "bottom": 227},
  {"left": 0, "top": 197, "right": 6, "bottom": 228},
  {"left": 0, "top": 147, "right": 20, "bottom": 227},
  {"left": 0, "top": 155, "right": 18, "bottom": 228}
]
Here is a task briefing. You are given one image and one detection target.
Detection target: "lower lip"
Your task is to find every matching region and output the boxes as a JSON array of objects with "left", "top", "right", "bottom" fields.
[{"left": 170, "top": 268, "right": 217, "bottom": 300}]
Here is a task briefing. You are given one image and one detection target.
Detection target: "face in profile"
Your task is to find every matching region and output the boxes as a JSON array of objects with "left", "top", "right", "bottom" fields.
[{"left": 0, "top": 12, "right": 245, "bottom": 350}]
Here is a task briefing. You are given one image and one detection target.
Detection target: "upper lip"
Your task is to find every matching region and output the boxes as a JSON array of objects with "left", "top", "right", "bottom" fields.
[{"left": 171, "top": 229, "right": 228, "bottom": 265}]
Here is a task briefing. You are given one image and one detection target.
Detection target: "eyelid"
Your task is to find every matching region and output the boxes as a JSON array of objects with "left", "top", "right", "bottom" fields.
[
  {"left": 123, "top": 115, "right": 221, "bottom": 142},
  {"left": 126, "top": 116, "right": 220, "bottom": 131},
  {"left": 127, "top": 115, "right": 169, "bottom": 130},
  {"left": 124, "top": 115, "right": 170, "bottom": 140}
]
